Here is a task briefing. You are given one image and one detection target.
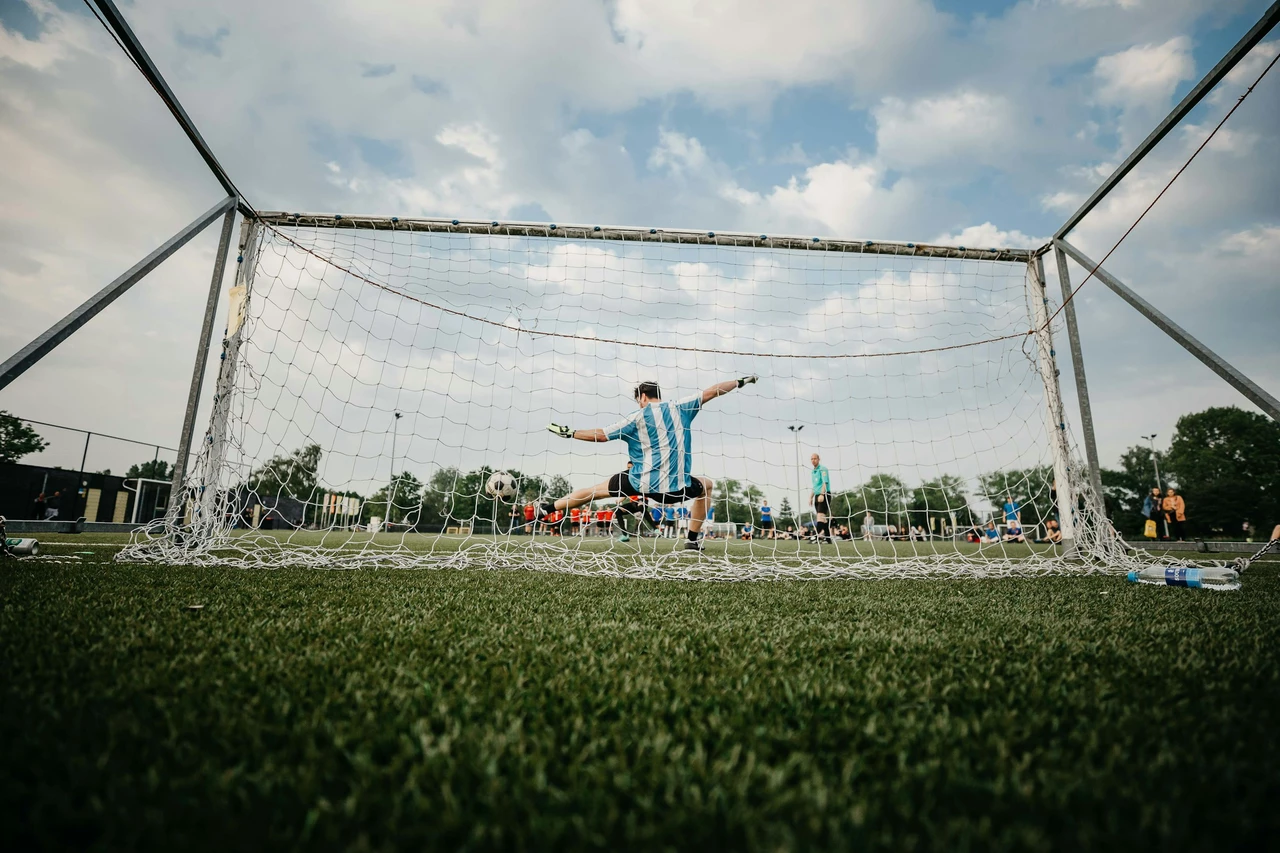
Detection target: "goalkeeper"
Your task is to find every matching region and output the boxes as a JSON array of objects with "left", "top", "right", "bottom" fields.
[{"left": 541, "top": 375, "right": 758, "bottom": 552}]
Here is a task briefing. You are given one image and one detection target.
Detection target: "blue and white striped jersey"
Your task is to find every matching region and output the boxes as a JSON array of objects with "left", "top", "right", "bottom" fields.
[{"left": 605, "top": 394, "right": 702, "bottom": 493}]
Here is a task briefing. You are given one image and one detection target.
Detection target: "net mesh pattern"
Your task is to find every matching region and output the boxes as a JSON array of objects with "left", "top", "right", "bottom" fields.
[{"left": 121, "top": 220, "right": 1147, "bottom": 578}]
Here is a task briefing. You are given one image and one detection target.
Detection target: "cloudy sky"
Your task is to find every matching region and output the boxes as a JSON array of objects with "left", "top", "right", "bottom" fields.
[{"left": 0, "top": 0, "right": 1276, "bottom": 500}]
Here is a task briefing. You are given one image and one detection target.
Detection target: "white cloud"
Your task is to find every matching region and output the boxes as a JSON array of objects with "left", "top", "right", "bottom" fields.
[
  {"left": 1060, "top": 0, "right": 1143, "bottom": 9},
  {"left": 647, "top": 128, "right": 710, "bottom": 175},
  {"left": 874, "top": 90, "right": 1021, "bottom": 169},
  {"left": 1093, "top": 36, "right": 1194, "bottom": 108},
  {"left": 933, "top": 223, "right": 1042, "bottom": 249},
  {"left": 1221, "top": 38, "right": 1279, "bottom": 87}
]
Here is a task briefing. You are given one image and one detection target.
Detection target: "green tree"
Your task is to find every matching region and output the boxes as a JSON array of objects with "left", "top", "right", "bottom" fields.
[
  {"left": 1165, "top": 406, "right": 1280, "bottom": 536},
  {"left": 777, "top": 497, "right": 795, "bottom": 527},
  {"left": 1100, "top": 444, "right": 1165, "bottom": 536},
  {"left": 417, "top": 467, "right": 463, "bottom": 528},
  {"left": 368, "top": 472, "right": 424, "bottom": 526},
  {"left": 546, "top": 475, "right": 572, "bottom": 499},
  {"left": 978, "top": 466, "right": 1055, "bottom": 527},
  {"left": 248, "top": 444, "right": 322, "bottom": 498},
  {"left": 909, "top": 475, "right": 971, "bottom": 534},
  {"left": 833, "top": 474, "right": 909, "bottom": 528},
  {"left": 0, "top": 411, "right": 48, "bottom": 464},
  {"left": 125, "top": 459, "right": 171, "bottom": 480}
]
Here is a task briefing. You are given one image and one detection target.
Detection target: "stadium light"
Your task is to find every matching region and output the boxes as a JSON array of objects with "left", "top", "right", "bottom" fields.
[
  {"left": 389, "top": 412, "right": 403, "bottom": 527},
  {"left": 1142, "top": 433, "right": 1168, "bottom": 539},
  {"left": 1140, "top": 434, "right": 1162, "bottom": 491},
  {"left": 788, "top": 425, "right": 804, "bottom": 524}
]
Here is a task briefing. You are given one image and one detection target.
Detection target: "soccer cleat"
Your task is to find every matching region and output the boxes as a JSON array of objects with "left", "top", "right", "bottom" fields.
[
  {"left": 617, "top": 533, "right": 630, "bottom": 543},
  {"left": 682, "top": 539, "right": 704, "bottom": 553}
]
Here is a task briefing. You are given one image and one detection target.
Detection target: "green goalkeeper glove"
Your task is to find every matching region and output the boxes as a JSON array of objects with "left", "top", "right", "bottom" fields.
[
  {"left": 737, "top": 375, "right": 758, "bottom": 388},
  {"left": 547, "top": 423, "right": 573, "bottom": 439}
]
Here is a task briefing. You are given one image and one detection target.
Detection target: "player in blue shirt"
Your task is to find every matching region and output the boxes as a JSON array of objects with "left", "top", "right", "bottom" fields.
[
  {"left": 1003, "top": 496, "right": 1020, "bottom": 526},
  {"left": 759, "top": 500, "right": 773, "bottom": 536},
  {"left": 542, "top": 375, "right": 758, "bottom": 551},
  {"left": 810, "top": 453, "right": 834, "bottom": 544}
]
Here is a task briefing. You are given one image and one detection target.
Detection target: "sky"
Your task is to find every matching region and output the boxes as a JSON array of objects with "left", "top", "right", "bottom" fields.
[{"left": 0, "top": 0, "right": 1277, "bottom": 506}]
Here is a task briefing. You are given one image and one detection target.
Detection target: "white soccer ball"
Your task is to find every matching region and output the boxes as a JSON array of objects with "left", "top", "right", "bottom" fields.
[{"left": 485, "top": 471, "right": 518, "bottom": 502}]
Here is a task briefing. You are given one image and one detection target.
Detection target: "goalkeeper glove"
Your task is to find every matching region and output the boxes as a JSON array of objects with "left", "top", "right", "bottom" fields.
[
  {"left": 737, "top": 375, "right": 759, "bottom": 388},
  {"left": 547, "top": 423, "right": 573, "bottom": 439}
]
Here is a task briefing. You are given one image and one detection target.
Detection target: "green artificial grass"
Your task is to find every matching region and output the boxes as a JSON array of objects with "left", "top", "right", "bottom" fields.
[{"left": 2, "top": 544, "right": 1278, "bottom": 851}]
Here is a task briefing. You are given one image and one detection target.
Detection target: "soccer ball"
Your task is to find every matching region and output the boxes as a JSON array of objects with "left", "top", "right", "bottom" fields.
[{"left": 485, "top": 471, "right": 518, "bottom": 502}]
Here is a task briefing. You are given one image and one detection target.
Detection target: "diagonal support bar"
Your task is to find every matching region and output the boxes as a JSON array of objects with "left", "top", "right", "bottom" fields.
[
  {"left": 1055, "top": 238, "right": 1280, "bottom": 422},
  {"left": 1054, "top": 1, "right": 1280, "bottom": 239},
  {"left": 0, "top": 197, "right": 236, "bottom": 392},
  {"left": 90, "top": 1, "right": 241, "bottom": 206}
]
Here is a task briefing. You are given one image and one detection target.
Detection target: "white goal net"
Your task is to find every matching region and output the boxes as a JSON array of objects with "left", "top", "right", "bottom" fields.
[{"left": 122, "top": 215, "right": 1129, "bottom": 578}]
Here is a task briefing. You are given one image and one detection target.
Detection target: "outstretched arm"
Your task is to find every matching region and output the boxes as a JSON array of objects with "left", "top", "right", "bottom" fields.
[
  {"left": 701, "top": 375, "right": 758, "bottom": 405},
  {"left": 547, "top": 424, "right": 609, "bottom": 442}
]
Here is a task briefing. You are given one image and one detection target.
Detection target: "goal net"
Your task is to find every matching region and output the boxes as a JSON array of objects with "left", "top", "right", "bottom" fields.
[{"left": 123, "top": 215, "right": 1128, "bottom": 578}]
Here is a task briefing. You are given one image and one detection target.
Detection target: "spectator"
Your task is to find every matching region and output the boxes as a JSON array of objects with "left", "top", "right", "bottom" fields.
[
  {"left": 662, "top": 506, "right": 676, "bottom": 538},
  {"left": 742, "top": 522, "right": 754, "bottom": 540},
  {"left": 523, "top": 503, "right": 535, "bottom": 534},
  {"left": 861, "top": 512, "right": 874, "bottom": 540},
  {"left": 983, "top": 520, "right": 999, "bottom": 544},
  {"left": 32, "top": 493, "right": 46, "bottom": 521},
  {"left": 1141, "top": 487, "right": 1162, "bottom": 539},
  {"left": 45, "top": 491, "right": 61, "bottom": 521},
  {"left": 1002, "top": 494, "right": 1020, "bottom": 527},
  {"left": 1002, "top": 523, "right": 1025, "bottom": 543},
  {"left": 759, "top": 500, "right": 774, "bottom": 536},
  {"left": 676, "top": 505, "right": 691, "bottom": 537},
  {"left": 1163, "top": 488, "right": 1187, "bottom": 541},
  {"left": 1037, "top": 519, "right": 1062, "bottom": 544}
]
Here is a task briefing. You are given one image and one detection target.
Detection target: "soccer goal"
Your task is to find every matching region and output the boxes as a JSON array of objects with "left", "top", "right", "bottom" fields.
[{"left": 122, "top": 214, "right": 1128, "bottom": 578}]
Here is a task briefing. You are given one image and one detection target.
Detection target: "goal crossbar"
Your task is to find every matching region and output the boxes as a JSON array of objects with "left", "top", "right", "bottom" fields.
[{"left": 253, "top": 212, "right": 1037, "bottom": 263}]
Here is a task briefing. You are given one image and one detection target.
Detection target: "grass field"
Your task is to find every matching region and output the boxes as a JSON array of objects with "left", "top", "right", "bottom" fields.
[{"left": 2, "top": 538, "right": 1278, "bottom": 850}]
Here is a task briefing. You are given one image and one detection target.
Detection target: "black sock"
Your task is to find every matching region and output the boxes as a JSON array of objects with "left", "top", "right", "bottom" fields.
[{"left": 688, "top": 529, "right": 700, "bottom": 541}]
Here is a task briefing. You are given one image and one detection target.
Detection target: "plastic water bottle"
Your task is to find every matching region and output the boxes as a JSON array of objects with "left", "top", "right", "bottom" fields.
[
  {"left": 4, "top": 538, "right": 40, "bottom": 556},
  {"left": 1126, "top": 566, "right": 1239, "bottom": 591}
]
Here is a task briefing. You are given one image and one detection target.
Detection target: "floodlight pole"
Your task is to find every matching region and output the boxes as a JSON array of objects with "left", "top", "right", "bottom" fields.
[
  {"left": 388, "top": 411, "right": 403, "bottom": 526},
  {"left": 170, "top": 208, "right": 238, "bottom": 497},
  {"left": 1052, "top": 247, "right": 1103, "bottom": 502},
  {"left": 788, "top": 425, "right": 804, "bottom": 525},
  {"left": 1055, "top": 238, "right": 1280, "bottom": 422}
]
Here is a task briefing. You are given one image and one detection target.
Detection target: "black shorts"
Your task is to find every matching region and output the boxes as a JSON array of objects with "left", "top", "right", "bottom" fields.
[
  {"left": 814, "top": 493, "right": 830, "bottom": 514},
  {"left": 607, "top": 471, "right": 706, "bottom": 505},
  {"left": 759, "top": 518, "right": 774, "bottom": 529}
]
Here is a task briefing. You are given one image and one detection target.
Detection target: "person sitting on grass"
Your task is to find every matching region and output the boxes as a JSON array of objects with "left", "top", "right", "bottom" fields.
[
  {"left": 982, "top": 521, "right": 1000, "bottom": 544},
  {"left": 1037, "top": 518, "right": 1063, "bottom": 544},
  {"left": 540, "top": 375, "right": 758, "bottom": 552},
  {"left": 1002, "top": 523, "right": 1026, "bottom": 543}
]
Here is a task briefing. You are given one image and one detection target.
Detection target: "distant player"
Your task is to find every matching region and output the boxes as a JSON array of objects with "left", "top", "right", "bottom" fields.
[
  {"left": 810, "top": 453, "right": 833, "bottom": 544},
  {"left": 759, "top": 499, "right": 773, "bottom": 536},
  {"left": 541, "top": 375, "right": 758, "bottom": 552}
]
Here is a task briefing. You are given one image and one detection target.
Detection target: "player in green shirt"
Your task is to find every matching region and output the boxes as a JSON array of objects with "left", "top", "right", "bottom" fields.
[{"left": 810, "top": 453, "right": 834, "bottom": 544}]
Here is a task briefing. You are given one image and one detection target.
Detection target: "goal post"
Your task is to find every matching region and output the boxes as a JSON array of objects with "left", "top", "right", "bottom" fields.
[{"left": 124, "top": 213, "right": 1132, "bottom": 578}]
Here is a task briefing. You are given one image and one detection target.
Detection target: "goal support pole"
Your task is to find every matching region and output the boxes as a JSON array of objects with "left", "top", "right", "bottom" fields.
[
  {"left": 1053, "top": 246, "right": 1104, "bottom": 502},
  {"left": 1029, "top": 257, "right": 1076, "bottom": 546},
  {"left": 170, "top": 208, "right": 237, "bottom": 497}
]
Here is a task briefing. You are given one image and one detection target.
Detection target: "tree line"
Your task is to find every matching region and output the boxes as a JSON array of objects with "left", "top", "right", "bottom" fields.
[{"left": 5, "top": 407, "right": 1273, "bottom": 539}]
